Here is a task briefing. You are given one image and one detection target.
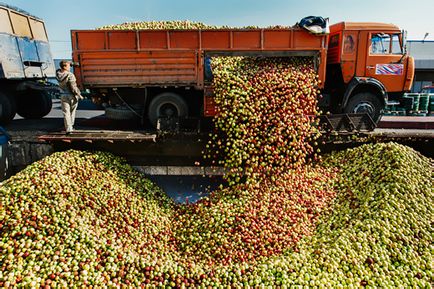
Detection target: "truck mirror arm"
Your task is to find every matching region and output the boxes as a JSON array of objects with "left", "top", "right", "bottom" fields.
[{"left": 392, "top": 53, "right": 407, "bottom": 64}]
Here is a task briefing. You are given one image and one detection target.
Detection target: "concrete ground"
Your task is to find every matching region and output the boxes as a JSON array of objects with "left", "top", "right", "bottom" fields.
[{"left": 6, "top": 98, "right": 106, "bottom": 133}]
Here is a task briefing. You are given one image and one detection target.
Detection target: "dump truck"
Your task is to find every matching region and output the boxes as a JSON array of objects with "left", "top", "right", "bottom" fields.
[
  {"left": 71, "top": 19, "right": 414, "bottom": 128},
  {"left": 0, "top": 3, "right": 58, "bottom": 124}
]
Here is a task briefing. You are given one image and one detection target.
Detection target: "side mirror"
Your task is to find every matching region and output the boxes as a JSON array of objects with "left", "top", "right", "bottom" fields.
[{"left": 402, "top": 30, "right": 408, "bottom": 54}]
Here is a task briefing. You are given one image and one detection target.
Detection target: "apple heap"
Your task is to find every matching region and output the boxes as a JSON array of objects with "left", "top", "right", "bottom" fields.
[
  {"left": 240, "top": 143, "right": 433, "bottom": 287},
  {"left": 0, "top": 143, "right": 432, "bottom": 287},
  {"left": 98, "top": 20, "right": 220, "bottom": 30},
  {"left": 173, "top": 165, "right": 337, "bottom": 268},
  {"left": 0, "top": 150, "right": 178, "bottom": 288},
  {"left": 97, "top": 21, "right": 291, "bottom": 30},
  {"left": 207, "top": 56, "right": 321, "bottom": 185}
]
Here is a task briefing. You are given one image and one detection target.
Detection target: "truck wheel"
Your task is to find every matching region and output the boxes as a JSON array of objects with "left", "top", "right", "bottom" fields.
[
  {"left": 16, "top": 90, "right": 52, "bottom": 119},
  {"left": 0, "top": 92, "right": 16, "bottom": 124},
  {"left": 344, "top": 92, "right": 383, "bottom": 123},
  {"left": 148, "top": 93, "right": 188, "bottom": 128}
]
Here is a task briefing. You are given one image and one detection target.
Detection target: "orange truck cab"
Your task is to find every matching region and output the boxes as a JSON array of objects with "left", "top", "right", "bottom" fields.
[{"left": 324, "top": 22, "right": 414, "bottom": 121}]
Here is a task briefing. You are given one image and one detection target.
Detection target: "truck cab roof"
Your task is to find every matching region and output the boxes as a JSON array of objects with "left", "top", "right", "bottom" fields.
[{"left": 330, "top": 22, "right": 400, "bottom": 33}]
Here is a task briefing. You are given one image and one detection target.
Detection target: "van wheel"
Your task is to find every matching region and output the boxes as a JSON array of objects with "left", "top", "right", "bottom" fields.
[
  {"left": 0, "top": 91, "right": 16, "bottom": 124},
  {"left": 344, "top": 92, "right": 383, "bottom": 123},
  {"left": 16, "top": 90, "right": 52, "bottom": 119},
  {"left": 148, "top": 93, "right": 188, "bottom": 128}
]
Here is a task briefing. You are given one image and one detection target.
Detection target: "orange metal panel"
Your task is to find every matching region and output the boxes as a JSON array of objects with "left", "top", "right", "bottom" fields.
[
  {"left": 318, "top": 48, "right": 327, "bottom": 89},
  {"left": 340, "top": 31, "right": 358, "bottom": 83},
  {"left": 263, "top": 31, "right": 292, "bottom": 48},
  {"left": 233, "top": 31, "right": 261, "bottom": 49},
  {"left": 326, "top": 33, "right": 341, "bottom": 64},
  {"left": 76, "top": 32, "right": 105, "bottom": 50},
  {"left": 83, "top": 69, "right": 196, "bottom": 77},
  {"left": 139, "top": 31, "right": 167, "bottom": 49},
  {"left": 84, "top": 59, "right": 194, "bottom": 66},
  {"left": 404, "top": 56, "right": 414, "bottom": 91},
  {"left": 108, "top": 31, "right": 136, "bottom": 49},
  {"left": 202, "top": 31, "right": 230, "bottom": 49},
  {"left": 293, "top": 31, "right": 323, "bottom": 48},
  {"left": 204, "top": 86, "right": 217, "bottom": 116},
  {"left": 78, "top": 50, "right": 197, "bottom": 87},
  {"left": 355, "top": 31, "right": 369, "bottom": 77},
  {"left": 169, "top": 31, "right": 199, "bottom": 49},
  {"left": 84, "top": 75, "right": 196, "bottom": 86},
  {"left": 331, "top": 22, "right": 400, "bottom": 32}
]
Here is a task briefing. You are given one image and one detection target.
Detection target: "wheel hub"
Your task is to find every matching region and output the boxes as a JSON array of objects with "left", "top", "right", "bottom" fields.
[
  {"left": 160, "top": 103, "right": 178, "bottom": 117},
  {"left": 353, "top": 102, "right": 374, "bottom": 115}
]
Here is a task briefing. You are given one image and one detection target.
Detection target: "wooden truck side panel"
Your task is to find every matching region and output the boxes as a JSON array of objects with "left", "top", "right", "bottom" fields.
[{"left": 72, "top": 29, "right": 327, "bottom": 90}]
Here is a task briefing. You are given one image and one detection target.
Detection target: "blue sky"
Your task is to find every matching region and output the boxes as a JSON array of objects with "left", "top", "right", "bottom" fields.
[{"left": 4, "top": 0, "right": 434, "bottom": 59}]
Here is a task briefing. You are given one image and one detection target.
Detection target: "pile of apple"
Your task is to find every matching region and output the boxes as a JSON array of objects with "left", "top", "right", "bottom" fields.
[
  {"left": 242, "top": 143, "right": 433, "bottom": 287},
  {"left": 173, "top": 165, "right": 337, "bottom": 268},
  {"left": 97, "top": 20, "right": 290, "bottom": 30},
  {"left": 207, "top": 56, "right": 320, "bottom": 184},
  {"left": 98, "top": 20, "right": 219, "bottom": 30},
  {"left": 0, "top": 143, "right": 432, "bottom": 287},
  {"left": 1, "top": 24, "right": 432, "bottom": 285},
  {"left": 0, "top": 151, "right": 177, "bottom": 288}
]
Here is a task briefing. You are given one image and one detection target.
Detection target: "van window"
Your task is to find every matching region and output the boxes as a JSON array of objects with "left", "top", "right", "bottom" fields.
[
  {"left": 0, "top": 8, "right": 13, "bottom": 34},
  {"left": 29, "top": 18, "right": 47, "bottom": 41},
  {"left": 10, "top": 11, "right": 32, "bottom": 38}
]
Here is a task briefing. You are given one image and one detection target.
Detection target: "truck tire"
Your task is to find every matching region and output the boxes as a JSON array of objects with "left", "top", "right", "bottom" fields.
[
  {"left": 0, "top": 92, "right": 16, "bottom": 124},
  {"left": 148, "top": 93, "right": 188, "bottom": 128},
  {"left": 344, "top": 92, "right": 383, "bottom": 123},
  {"left": 16, "top": 90, "right": 52, "bottom": 119}
]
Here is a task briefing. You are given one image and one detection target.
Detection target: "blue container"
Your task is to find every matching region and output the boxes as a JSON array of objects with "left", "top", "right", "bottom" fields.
[{"left": 0, "top": 126, "right": 10, "bottom": 181}]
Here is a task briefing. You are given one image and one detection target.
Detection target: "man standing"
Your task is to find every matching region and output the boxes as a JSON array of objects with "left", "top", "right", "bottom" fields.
[{"left": 56, "top": 60, "right": 83, "bottom": 134}]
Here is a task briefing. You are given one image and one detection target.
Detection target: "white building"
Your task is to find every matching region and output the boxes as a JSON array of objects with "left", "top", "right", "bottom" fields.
[{"left": 407, "top": 40, "right": 434, "bottom": 92}]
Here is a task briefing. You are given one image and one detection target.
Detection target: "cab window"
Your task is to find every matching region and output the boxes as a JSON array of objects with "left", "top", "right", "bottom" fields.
[
  {"left": 371, "top": 33, "right": 390, "bottom": 54},
  {"left": 371, "top": 33, "right": 402, "bottom": 55},
  {"left": 391, "top": 34, "right": 402, "bottom": 54}
]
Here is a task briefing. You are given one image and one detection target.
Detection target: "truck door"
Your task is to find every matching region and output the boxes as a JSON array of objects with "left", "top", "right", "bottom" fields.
[{"left": 365, "top": 32, "right": 406, "bottom": 92}]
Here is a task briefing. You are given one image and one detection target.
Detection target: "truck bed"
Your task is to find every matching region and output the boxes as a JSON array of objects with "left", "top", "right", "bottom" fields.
[{"left": 71, "top": 28, "right": 327, "bottom": 89}]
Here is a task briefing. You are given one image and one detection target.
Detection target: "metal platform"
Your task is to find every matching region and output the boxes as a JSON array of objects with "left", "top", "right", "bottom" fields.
[
  {"left": 38, "top": 130, "right": 157, "bottom": 143},
  {"left": 367, "top": 128, "right": 434, "bottom": 139},
  {"left": 6, "top": 113, "right": 432, "bottom": 176},
  {"left": 378, "top": 116, "right": 434, "bottom": 129}
]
